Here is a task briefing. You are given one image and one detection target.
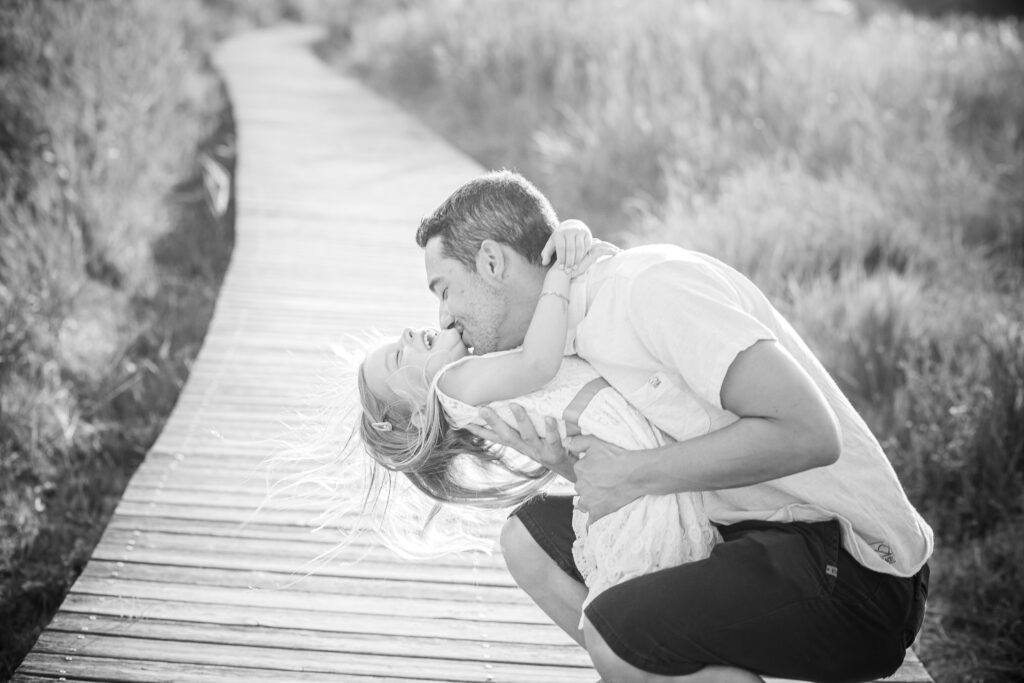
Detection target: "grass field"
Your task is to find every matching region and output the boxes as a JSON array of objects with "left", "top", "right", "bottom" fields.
[{"left": 314, "top": 1, "right": 1024, "bottom": 680}]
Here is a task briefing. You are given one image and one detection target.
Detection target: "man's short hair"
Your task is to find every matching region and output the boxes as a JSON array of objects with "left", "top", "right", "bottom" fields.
[{"left": 416, "top": 170, "right": 558, "bottom": 270}]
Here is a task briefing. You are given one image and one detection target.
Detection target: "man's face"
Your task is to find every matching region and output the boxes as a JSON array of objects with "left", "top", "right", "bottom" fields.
[{"left": 424, "top": 236, "right": 507, "bottom": 354}]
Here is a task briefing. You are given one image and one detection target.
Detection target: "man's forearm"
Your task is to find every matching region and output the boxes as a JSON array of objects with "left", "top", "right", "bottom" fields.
[
  {"left": 628, "top": 414, "right": 839, "bottom": 496},
  {"left": 623, "top": 338, "right": 844, "bottom": 496}
]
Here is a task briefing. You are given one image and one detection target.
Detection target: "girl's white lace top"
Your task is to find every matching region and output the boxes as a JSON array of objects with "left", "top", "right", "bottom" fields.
[{"left": 433, "top": 354, "right": 720, "bottom": 622}]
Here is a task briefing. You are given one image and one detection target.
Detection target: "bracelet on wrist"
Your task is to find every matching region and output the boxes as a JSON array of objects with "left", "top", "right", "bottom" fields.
[{"left": 540, "top": 291, "right": 570, "bottom": 305}]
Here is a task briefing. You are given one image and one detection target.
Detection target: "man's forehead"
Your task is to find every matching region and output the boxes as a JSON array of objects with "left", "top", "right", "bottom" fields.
[
  {"left": 423, "top": 236, "right": 449, "bottom": 270},
  {"left": 424, "top": 237, "right": 466, "bottom": 288}
]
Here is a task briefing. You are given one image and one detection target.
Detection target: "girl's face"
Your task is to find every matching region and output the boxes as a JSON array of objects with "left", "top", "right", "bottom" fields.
[{"left": 363, "top": 327, "right": 468, "bottom": 405}]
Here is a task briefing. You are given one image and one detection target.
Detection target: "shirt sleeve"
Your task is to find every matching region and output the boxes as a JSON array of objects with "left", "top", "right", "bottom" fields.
[{"left": 628, "top": 259, "right": 777, "bottom": 409}]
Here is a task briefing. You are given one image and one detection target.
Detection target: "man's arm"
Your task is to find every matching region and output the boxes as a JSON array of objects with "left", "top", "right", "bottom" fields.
[
  {"left": 566, "top": 339, "right": 842, "bottom": 519},
  {"left": 467, "top": 338, "right": 842, "bottom": 518}
]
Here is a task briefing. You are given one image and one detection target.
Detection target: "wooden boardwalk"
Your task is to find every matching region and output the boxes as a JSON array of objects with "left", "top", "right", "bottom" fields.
[{"left": 14, "top": 26, "right": 931, "bottom": 683}]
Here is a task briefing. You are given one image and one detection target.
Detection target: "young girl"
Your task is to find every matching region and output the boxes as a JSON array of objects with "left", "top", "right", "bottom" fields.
[{"left": 357, "top": 221, "right": 720, "bottom": 618}]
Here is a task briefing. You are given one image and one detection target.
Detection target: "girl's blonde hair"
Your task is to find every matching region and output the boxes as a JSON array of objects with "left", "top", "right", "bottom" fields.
[
  {"left": 267, "top": 333, "right": 555, "bottom": 564},
  {"left": 356, "top": 358, "right": 555, "bottom": 510}
]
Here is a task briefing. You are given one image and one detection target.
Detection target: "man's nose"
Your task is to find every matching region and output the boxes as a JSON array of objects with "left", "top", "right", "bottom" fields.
[{"left": 438, "top": 308, "right": 454, "bottom": 331}]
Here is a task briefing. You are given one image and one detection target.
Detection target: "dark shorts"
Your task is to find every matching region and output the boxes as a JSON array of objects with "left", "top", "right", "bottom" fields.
[{"left": 512, "top": 494, "right": 929, "bottom": 683}]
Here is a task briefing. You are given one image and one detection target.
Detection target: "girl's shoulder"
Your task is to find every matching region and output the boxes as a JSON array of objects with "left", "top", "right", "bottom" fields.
[
  {"left": 430, "top": 354, "right": 486, "bottom": 429},
  {"left": 434, "top": 352, "right": 594, "bottom": 392},
  {"left": 432, "top": 354, "right": 600, "bottom": 430}
]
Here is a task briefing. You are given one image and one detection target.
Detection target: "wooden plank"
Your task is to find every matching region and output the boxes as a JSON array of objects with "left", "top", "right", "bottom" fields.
[
  {"left": 108, "top": 500, "right": 369, "bottom": 527},
  {"left": 65, "top": 576, "right": 548, "bottom": 624},
  {"left": 103, "top": 515, "right": 380, "bottom": 541},
  {"left": 117, "top": 486, "right": 346, "bottom": 512},
  {"left": 57, "top": 594, "right": 577, "bottom": 647},
  {"left": 79, "top": 560, "right": 531, "bottom": 605},
  {"left": 92, "top": 528, "right": 509, "bottom": 572},
  {"left": 96, "top": 519, "right": 506, "bottom": 555},
  {"left": 86, "top": 547, "right": 514, "bottom": 587},
  {"left": 30, "top": 633, "right": 593, "bottom": 683},
  {"left": 15, "top": 653, "right": 443, "bottom": 683},
  {"left": 43, "top": 613, "right": 591, "bottom": 668}
]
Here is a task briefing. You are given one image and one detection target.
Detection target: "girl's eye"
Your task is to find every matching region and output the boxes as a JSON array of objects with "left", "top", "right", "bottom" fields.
[{"left": 442, "top": 288, "right": 448, "bottom": 301}]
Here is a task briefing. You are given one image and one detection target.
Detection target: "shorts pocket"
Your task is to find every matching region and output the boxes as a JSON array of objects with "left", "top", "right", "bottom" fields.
[{"left": 819, "top": 520, "right": 842, "bottom": 597}]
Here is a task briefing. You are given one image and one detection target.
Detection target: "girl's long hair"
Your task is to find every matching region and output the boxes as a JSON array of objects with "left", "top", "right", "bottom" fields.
[
  {"left": 356, "top": 362, "right": 555, "bottom": 510},
  {"left": 266, "top": 333, "right": 556, "bottom": 562}
]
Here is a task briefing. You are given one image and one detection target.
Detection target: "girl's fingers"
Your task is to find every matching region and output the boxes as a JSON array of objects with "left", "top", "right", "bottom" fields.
[
  {"left": 563, "top": 240, "right": 576, "bottom": 269},
  {"left": 540, "top": 236, "right": 556, "bottom": 266},
  {"left": 464, "top": 423, "right": 499, "bottom": 442},
  {"left": 579, "top": 232, "right": 592, "bottom": 258},
  {"left": 573, "top": 234, "right": 588, "bottom": 270}
]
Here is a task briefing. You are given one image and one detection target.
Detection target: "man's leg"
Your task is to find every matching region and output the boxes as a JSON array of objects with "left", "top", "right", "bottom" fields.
[
  {"left": 502, "top": 513, "right": 765, "bottom": 683},
  {"left": 504, "top": 495, "right": 775, "bottom": 682},
  {"left": 582, "top": 519, "right": 925, "bottom": 683},
  {"left": 583, "top": 617, "right": 765, "bottom": 683},
  {"left": 500, "top": 515, "right": 587, "bottom": 646}
]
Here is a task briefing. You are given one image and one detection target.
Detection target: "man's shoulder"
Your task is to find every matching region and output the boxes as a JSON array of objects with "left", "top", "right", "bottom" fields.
[
  {"left": 606, "top": 244, "right": 732, "bottom": 284},
  {"left": 608, "top": 243, "right": 690, "bottom": 273},
  {"left": 596, "top": 245, "right": 768, "bottom": 316}
]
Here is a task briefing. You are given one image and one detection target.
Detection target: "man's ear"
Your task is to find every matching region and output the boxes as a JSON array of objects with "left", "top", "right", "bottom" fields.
[{"left": 475, "top": 239, "right": 506, "bottom": 284}]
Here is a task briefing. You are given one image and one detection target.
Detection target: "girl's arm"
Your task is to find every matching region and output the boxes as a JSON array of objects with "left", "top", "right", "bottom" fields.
[{"left": 439, "top": 223, "right": 590, "bottom": 406}]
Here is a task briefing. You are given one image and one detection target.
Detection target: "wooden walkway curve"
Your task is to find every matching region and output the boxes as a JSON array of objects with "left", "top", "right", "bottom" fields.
[{"left": 14, "top": 26, "right": 932, "bottom": 683}]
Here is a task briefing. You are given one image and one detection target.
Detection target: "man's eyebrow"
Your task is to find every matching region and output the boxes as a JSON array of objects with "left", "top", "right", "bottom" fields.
[{"left": 428, "top": 276, "right": 443, "bottom": 295}]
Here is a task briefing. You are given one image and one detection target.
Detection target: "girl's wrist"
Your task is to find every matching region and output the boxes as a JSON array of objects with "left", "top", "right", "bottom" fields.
[
  {"left": 541, "top": 267, "right": 571, "bottom": 305},
  {"left": 544, "top": 265, "right": 572, "bottom": 288},
  {"left": 540, "top": 290, "right": 570, "bottom": 305}
]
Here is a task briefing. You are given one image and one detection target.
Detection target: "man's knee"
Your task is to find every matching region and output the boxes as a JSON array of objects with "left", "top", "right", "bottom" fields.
[
  {"left": 584, "top": 619, "right": 763, "bottom": 683},
  {"left": 582, "top": 617, "right": 656, "bottom": 683},
  {"left": 499, "top": 516, "right": 546, "bottom": 587}
]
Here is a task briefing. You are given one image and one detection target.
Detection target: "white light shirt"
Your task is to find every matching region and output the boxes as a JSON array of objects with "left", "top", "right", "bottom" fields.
[{"left": 565, "top": 245, "right": 933, "bottom": 577}]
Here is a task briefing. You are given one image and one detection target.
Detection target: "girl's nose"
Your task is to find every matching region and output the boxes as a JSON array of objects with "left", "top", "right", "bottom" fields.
[{"left": 403, "top": 328, "right": 414, "bottom": 342}]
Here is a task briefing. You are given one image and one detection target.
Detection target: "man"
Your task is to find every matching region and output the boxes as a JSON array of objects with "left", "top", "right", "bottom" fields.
[{"left": 417, "top": 170, "right": 932, "bottom": 683}]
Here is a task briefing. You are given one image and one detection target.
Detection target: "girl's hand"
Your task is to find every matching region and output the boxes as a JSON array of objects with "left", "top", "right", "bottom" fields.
[
  {"left": 540, "top": 219, "right": 592, "bottom": 271},
  {"left": 573, "top": 238, "right": 621, "bottom": 276}
]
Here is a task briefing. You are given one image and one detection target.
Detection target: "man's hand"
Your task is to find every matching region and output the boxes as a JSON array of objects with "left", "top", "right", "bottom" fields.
[
  {"left": 463, "top": 404, "right": 578, "bottom": 482},
  {"left": 565, "top": 434, "right": 644, "bottom": 522}
]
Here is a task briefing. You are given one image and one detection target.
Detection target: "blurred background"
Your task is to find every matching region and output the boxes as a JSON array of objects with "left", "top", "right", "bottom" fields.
[{"left": 1, "top": 0, "right": 1021, "bottom": 681}]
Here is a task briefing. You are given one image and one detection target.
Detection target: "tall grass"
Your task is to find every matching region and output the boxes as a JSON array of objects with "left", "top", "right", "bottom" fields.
[
  {"left": 0, "top": 0, "right": 236, "bottom": 675},
  {"left": 319, "top": 1, "right": 1024, "bottom": 679}
]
